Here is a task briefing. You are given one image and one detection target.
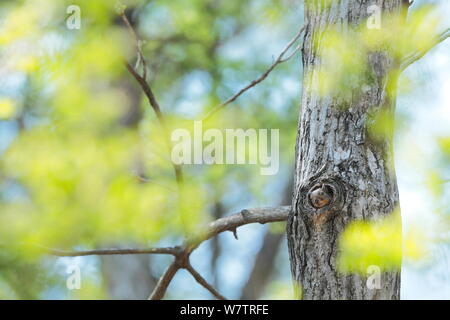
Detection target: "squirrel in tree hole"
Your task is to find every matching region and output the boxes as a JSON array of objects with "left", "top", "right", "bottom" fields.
[{"left": 309, "top": 185, "right": 333, "bottom": 209}]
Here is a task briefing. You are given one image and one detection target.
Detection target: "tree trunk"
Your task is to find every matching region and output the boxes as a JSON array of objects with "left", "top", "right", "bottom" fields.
[{"left": 287, "top": 0, "right": 404, "bottom": 300}]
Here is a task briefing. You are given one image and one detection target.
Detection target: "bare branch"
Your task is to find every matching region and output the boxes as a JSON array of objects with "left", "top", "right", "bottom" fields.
[
  {"left": 149, "top": 260, "right": 180, "bottom": 300},
  {"left": 44, "top": 246, "right": 179, "bottom": 257},
  {"left": 43, "top": 206, "right": 290, "bottom": 258},
  {"left": 125, "top": 62, "right": 164, "bottom": 121},
  {"left": 119, "top": 9, "right": 148, "bottom": 80},
  {"left": 185, "top": 262, "right": 227, "bottom": 300},
  {"left": 42, "top": 206, "right": 290, "bottom": 300},
  {"left": 202, "top": 26, "right": 305, "bottom": 121},
  {"left": 125, "top": 62, "right": 183, "bottom": 184},
  {"left": 279, "top": 44, "right": 302, "bottom": 63},
  {"left": 401, "top": 27, "right": 450, "bottom": 71},
  {"left": 188, "top": 206, "right": 290, "bottom": 250},
  {"left": 119, "top": 9, "right": 183, "bottom": 185}
]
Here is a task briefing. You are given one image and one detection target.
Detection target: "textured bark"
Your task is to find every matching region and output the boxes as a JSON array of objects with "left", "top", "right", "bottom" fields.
[{"left": 287, "top": 0, "right": 404, "bottom": 300}]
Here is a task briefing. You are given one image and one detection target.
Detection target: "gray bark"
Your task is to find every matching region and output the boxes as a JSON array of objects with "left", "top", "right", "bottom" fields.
[{"left": 287, "top": 0, "right": 404, "bottom": 300}]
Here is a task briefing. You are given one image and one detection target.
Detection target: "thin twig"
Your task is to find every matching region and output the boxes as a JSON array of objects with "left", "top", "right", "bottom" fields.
[
  {"left": 38, "top": 205, "right": 290, "bottom": 301},
  {"left": 119, "top": 10, "right": 148, "bottom": 81},
  {"left": 119, "top": 9, "right": 183, "bottom": 185},
  {"left": 45, "top": 246, "right": 179, "bottom": 257},
  {"left": 185, "top": 262, "right": 227, "bottom": 300},
  {"left": 187, "top": 206, "right": 290, "bottom": 251},
  {"left": 43, "top": 206, "right": 290, "bottom": 258},
  {"left": 125, "top": 62, "right": 164, "bottom": 121},
  {"left": 279, "top": 44, "right": 302, "bottom": 63},
  {"left": 125, "top": 62, "right": 183, "bottom": 184},
  {"left": 43, "top": 206, "right": 290, "bottom": 300},
  {"left": 202, "top": 26, "right": 305, "bottom": 121},
  {"left": 149, "top": 260, "right": 180, "bottom": 300},
  {"left": 401, "top": 27, "right": 450, "bottom": 71},
  {"left": 149, "top": 206, "right": 290, "bottom": 300}
]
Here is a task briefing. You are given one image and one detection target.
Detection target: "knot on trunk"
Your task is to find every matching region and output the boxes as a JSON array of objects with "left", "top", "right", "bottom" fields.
[{"left": 297, "top": 172, "right": 346, "bottom": 225}]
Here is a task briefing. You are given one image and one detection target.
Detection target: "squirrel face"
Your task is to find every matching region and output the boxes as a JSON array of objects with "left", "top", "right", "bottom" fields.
[{"left": 309, "top": 185, "right": 333, "bottom": 209}]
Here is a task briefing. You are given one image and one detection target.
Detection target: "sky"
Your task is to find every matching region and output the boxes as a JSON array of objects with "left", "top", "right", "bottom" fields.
[
  {"left": 395, "top": 0, "right": 450, "bottom": 299},
  {"left": 397, "top": 37, "right": 450, "bottom": 300}
]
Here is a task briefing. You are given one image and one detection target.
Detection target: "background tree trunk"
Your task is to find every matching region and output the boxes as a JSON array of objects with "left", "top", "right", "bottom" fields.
[
  {"left": 101, "top": 253, "right": 156, "bottom": 299},
  {"left": 287, "top": 0, "right": 404, "bottom": 300},
  {"left": 240, "top": 175, "right": 293, "bottom": 299},
  {"left": 100, "top": 79, "right": 157, "bottom": 300}
]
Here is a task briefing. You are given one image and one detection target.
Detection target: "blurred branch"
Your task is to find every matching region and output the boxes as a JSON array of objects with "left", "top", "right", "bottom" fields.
[
  {"left": 189, "top": 206, "right": 290, "bottom": 250},
  {"left": 185, "top": 262, "right": 227, "bottom": 300},
  {"left": 44, "top": 206, "right": 290, "bottom": 258},
  {"left": 119, "top": 9, "right": 183, "bottom": 185},
  {"left": 125, "top": 62, "right": 164, "bottom": 122},
  {"left": 148, "top": 205, "right": 290, "bottom": 300},
  {"left": 43, "top": 206, "right": 290, "bottom": 299},
  {"left": 401, "top": 27, "right": 450, "bottom": 71},
  {"left": 202, "top": 26, "right": 305, "bottom": 121},
  {"left": 45, "top": 246, "right": 180, "bottom": 257},
  {"left": 119, "top": 9, "right": 148, "bottom": 80},
  {"left": 279, "top": 44, "right": 302, "bottom": 63},
  {"left": 125, "top": 63, "right": 184, "bottom": 185},
  {"left": 149, "top": 260, "right": 180, "bottom": 300}
]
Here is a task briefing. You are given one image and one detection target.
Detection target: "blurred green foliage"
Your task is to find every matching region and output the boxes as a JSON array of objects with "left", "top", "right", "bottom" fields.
[
  {"left": 338, "top": 209, "right": 428, "bottom": 274},
  {"left": 312, "top": 4, "right": 443, "bottom": 102},
  {"left": 0, "top": 0, "right": 300, "bottom": 298}
]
